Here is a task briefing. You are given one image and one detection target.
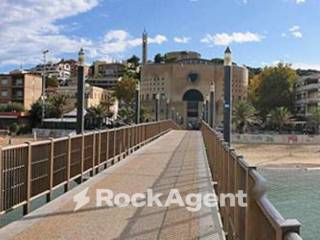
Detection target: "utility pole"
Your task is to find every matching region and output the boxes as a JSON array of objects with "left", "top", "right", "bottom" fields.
[
  {"left": 223, "top": 47, "right": 233, "bottom": 145},
  {"left": 41, "top": 50, "right": 49, "bottom": 125}
]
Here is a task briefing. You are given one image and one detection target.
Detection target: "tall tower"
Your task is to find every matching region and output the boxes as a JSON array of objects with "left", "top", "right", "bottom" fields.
[{"left": 142, "top": 29, "right": 148, "bottom": 66}]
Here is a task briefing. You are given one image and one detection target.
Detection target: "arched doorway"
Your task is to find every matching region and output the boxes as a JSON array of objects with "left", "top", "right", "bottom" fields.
[{"left": 182, "top": 89, "right": 204, "bottom": 129}]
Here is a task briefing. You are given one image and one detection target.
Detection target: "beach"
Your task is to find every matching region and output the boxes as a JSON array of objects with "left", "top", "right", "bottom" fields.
[{"left": 234, "top": 144, "right": 320, "bottom": 168}]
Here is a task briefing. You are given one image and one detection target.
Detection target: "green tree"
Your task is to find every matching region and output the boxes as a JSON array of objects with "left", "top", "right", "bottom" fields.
[
  {"left": 154, "top": 53, "right": 164, "bottom": 63},
  {"left": 46, "top": 76, "right": 59, "bottom": 88},
  {"left": 48, "top": 94, "right": 68, "bottom": 118},
  {"left": 250, "top": 63, "right": 298, "bottom": 119},
  {"left": 29, "top": 100, "right": 47, "bottom": 127},
  {"left": 127, "top": 55, "right": 140, "bottom": 67},
  {"left": 307, "top": 107, "right": 320, "bottom": 134},
  {"left": 270, "top": 107, "right": 291, "bottom": 133},
  {"left": 233, "top": 101, "right": 259, "bottom": 133},
  {"left": 101, "top": 94, "right": 115, "bottom": 118},
  {"left": 113, "top": 74, "right": 137, "bottom": 123},
  {"left": 0, "top": 103, "right": 25, "bottom": 112}
]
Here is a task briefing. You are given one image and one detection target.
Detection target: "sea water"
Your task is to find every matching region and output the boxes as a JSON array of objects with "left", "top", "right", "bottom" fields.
[{"left": 259, "top": 168, "right": 320, "bottom": 240}]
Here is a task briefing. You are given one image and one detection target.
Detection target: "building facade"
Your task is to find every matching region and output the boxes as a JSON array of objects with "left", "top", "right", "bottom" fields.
[
  {"left": 141, "top": 51, "right": 248, "bottom": 128},
  {"left": 88, "top": 61, "right": 125, "bottom": 89},
  {"left": 295, "top": 74, "right": 320, "bottom": 117},
  {"left": 0, "top": 72, "right": 42, "bottom": 110}
]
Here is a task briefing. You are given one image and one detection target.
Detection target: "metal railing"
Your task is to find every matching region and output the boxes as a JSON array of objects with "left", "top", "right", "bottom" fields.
[
  {"left": 0, "top": 120, "right": 178, "bottom": 216},
  {"left": 201, "top": 121, "right": 302, "bottom": 240}
]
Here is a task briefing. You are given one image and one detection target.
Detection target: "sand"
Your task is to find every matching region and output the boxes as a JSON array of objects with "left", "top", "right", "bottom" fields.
[{"left": 234, "top": 144, "right": 320, "bottom": 168}]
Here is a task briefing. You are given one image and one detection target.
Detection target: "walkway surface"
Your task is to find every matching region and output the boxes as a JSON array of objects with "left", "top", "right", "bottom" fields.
[{"left": 0, "top": 130, "right": 225, "bottom": 240}]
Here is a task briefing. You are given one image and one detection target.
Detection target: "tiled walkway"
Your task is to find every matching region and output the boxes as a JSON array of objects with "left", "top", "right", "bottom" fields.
[{"left": 0, "top": 131, "right": 225, "bottom": 240}]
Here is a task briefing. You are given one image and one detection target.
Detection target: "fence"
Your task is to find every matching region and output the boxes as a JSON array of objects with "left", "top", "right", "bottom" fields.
[
  {"left": 201, "top": 121, "right": 303, "bottom": 240},
  {"left": 0, "top": 120, "right": 177, "bottom": 216}
]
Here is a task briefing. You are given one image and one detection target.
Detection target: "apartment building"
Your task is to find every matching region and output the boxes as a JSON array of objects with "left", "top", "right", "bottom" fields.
[
  {"left": 0, "top": 71, "right": 42, "bottom": 110},
  {"left": 31, "top": 60, "right": 71, "bottom": 84},
  {"left": 87, "top": 61, "right": 124, "bottom": 89},
  {"left": 295, "top": 74, "right": 320, "bottom": 116}
]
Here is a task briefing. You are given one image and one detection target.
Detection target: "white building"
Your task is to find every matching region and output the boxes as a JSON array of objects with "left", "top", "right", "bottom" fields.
[{"left": 295, "top": 74, "right": 320, "bottom": 116}]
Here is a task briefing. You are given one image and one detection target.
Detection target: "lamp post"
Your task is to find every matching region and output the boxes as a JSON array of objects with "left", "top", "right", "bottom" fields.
[
  {"left": 205, "top": 96, "right": 209, "bottom": 123},
  {"left": 155, "top": 93, "right": 160, "bottom": 121},
  {"left": 224, "top": 47, "right": 232, "bottom": 145},
  {"left": 41, "top": 49, "right": 49, "bottom": 125},
  {"left": 166, "top": 99, "right": 170, "bottom": 119},
  {"left": 135, "top": 82, "right": 140, "bottom": 124},
  {"left": 209, "top": 82, "right": 215, "bottom": 128},
  {"left": 171, "top": 107, "right": 175, "bottom": 121},
  {"left": 76, "top": 48, "right": 85, "bottom": 134}
]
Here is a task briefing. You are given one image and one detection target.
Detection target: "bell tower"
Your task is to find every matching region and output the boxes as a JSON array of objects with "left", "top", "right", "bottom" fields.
[{"left": 142, "top": 29, "right": 148, "bottom": 65}]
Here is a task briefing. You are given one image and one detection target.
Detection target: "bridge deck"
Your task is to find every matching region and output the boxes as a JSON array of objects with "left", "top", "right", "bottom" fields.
[{"left": 0, "top": 131, "right": 225, "bottom": 240}]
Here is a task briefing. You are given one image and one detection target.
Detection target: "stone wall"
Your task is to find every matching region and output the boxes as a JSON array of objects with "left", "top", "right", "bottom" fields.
[{"left": 233, "top": 133, "right": 320, "bottom": 145}]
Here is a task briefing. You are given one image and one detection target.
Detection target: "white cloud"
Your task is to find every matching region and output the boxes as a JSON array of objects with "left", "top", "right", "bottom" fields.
[
  {"left": 173, "top": 36, "right": 190, "bottom": 44},
  {"left": 296, "top": 0, "right": 306, "bottom": 4},
  {"left": 0, "top": 0, "right": 99, "bottom": 67},
  {"left": 201, "top": 32, "right": 263, "bottom": 46},
  {"left": 292, "top": 63, "right": 320, "bottom": 70},
  {"left": 99, "top": 30, "right": 167, "bottom": 55},
  {"left": 0, "top": 1, "right": 167, "bottom": 68},
  {"left": 289, "top": 25, "right": 303, "bottom": 38}
]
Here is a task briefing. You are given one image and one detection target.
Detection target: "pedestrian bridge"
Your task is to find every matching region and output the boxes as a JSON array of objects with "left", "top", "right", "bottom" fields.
[{"left": 0, "top": 121, "right": 303, "bottom": 240}]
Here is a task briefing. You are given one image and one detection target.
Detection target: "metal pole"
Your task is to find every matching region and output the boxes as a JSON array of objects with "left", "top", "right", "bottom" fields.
[
  {"left": 209, "top": 83, "right": 215, "bottom": 128},
  {"left": 166, "top": 99, "right": 170, "bottom": 119},
  {"left": 205, "top": 99, "right": 209, "bottom": 123},
  {"left": 135, "top": 82, "right": 140, "bottom": 124},
  {"left": 41, "top": 50, "right": 48, "bottom": 125},
  {"left": 224, "top": 47, "right": 232, "bottom": 145},
  {"left": 155, "top": 94, "right": 160, "bottom": 121},
  {"left": 77, "top": 48, "right": 85, "bottom": 134},
  {"left": 171, "top": 107, "right": 175, "bottom": 121}
]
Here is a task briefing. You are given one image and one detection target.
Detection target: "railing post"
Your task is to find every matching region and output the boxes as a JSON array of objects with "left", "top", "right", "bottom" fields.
[
  {"left": 23, "top": 141, "right": 32, "bottom": 215},
  {"left": 113, "top": 130, "right": 116, "bottom": 164},
  {"left": 280, "top": 220, "right": 301, "bottom": 240},
  {"left": 65, "top": 135, "right": 71, "bottom": 192},
  {"left": 47, "top": 138, "right": 54, "bottom": 202},
  {"left": 80, "top": 133, "right": 85, "bottom": 182},
  {"left": 0, "top": 147, "right": 2, "bottom": 212},
  {"left": 105, "top": 131, "right": 109, "bottom": 169},
  {"left": 91, "top": 132, "right": 96, "bottom": 176},
  {"left": 244, "top": 163, "right": 256, "bottom": 240},
  {"left": 97, "top": 131, "right": 101, "bottom": 173}
]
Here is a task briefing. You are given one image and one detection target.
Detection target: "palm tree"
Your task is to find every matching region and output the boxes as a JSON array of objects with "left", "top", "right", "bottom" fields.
[
  {"left": 233, "top": 101, "right": 259, "bottom": 133},
  {"left": 48, "top": 94, "right": 68, "bottom": 118},
  {"left": 87, "top": 104, "right": 108, "bottom": 129},
  {"left": 270, "top": 107, "right": 291, "bottom": 133}
]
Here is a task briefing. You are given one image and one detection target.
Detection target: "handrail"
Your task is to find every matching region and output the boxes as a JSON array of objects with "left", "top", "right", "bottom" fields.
[
  {"left": 0, "top": 120, "right": 178, "bottom": 217},
  {"left": 285, "top": 233, "right": 303, "bottom": 240},
  {"left": 200, "top": 121, "right": 303, "bottom": 240}
]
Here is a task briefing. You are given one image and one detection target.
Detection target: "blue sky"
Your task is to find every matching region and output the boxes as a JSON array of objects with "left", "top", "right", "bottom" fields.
[{"left": 0, "top": 0, "right": 319, "bottom": 72}]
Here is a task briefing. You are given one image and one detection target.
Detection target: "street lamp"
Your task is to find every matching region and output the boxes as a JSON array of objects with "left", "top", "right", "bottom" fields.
[
  {"left": 166, "top": 98, "right": 170, "bottom": 119},
  {"left": 209, "top": 82, "right": 215, "bottom": 128},
  {"left": 155, "top": 93, "right": 160, "bottom": 121},
  {"left": 135, "top": 82, "right": 140, "bottom": 124},
  {"left": 171, "top": 107, "right": 175, "bottom": 121},
  {"left": 206, "top": 95, "right": 209, "bottom": 123},
  {"left": 77, "top": 48, "right": 85, "bottom": 134},
  {"left": 41, "top": 49, "right": 49, "bottom": 125},
  {"left": 224, "top": 46, "right": 232, "bottom": 145}
]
